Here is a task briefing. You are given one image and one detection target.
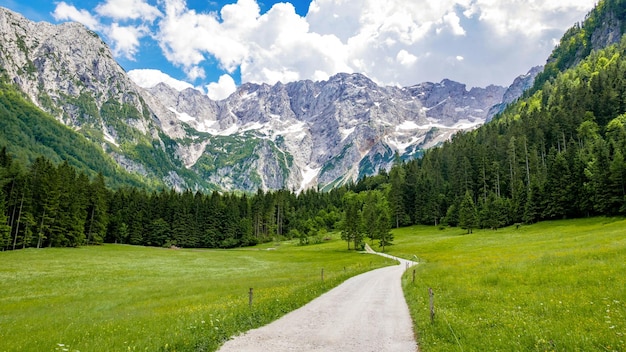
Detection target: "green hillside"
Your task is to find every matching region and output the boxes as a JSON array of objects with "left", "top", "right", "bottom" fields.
[
  {"left": 532, "top": 0, "right": 626, "bottom": 92},
  {"left": 0, "top": 79, "right": 154, "bottom": 189},
  {"left": 376, "top": 32, "right": 626, "bottom": 230}
]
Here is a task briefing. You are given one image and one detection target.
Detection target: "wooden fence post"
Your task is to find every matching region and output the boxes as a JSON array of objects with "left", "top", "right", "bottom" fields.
[
  {"left": 429, "top": 287, "right": 435, "bottom": 323},
  {"left": 412, "top": 269, "right": 416, "bottom": 284},
  {"left": 249, "top": 288, "right": 253, "bottom": 308}
]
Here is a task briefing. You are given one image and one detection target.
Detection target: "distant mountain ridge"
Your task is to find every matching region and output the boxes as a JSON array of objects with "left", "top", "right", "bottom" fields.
[
  {"left": 144, "top": 73, "right": 511, "bottom": 191},
  {"left": 0, "top": 6, "right": 546, "bottom": 192}
]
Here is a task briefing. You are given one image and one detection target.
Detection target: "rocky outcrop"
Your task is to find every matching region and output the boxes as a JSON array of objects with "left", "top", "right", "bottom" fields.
[{"left": 487, "top": 66, "right": 543, "bottom": 121}]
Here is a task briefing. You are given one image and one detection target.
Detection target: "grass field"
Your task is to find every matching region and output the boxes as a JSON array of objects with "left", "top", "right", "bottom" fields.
[
  {"left": 389, "top": 217, "right": 626, "bottom": 352},
  {"left": 0, "top": 237, "right": 395, "bottom": 352}
]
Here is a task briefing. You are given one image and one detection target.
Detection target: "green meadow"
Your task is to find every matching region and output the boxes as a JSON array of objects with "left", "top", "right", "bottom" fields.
[
  {"left": 0, "top": 237, "right": 394, "bottom": 352},
  {"left": 2, "top": 218, "right": 625, "bottom": 352},
  {"left": 391, "top": 217, "right": 626, "bottom": 352}
]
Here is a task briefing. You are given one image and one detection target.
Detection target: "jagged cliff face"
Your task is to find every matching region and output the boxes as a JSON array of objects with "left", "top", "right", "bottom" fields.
[
  {"left": 0, "top": 10, "right": 144, "bottom": 131},
  {"left": 0, "top": 7, "right": 529, "bottom": 192},
  {"left": 0, "top": 8, "right": 195, "bottom": 188},
  {"left": 487, "top": 66, "right": 543, "bottom": 121},
  {"left": 147, "top": 73, "right": 508, "bottom": 191}
]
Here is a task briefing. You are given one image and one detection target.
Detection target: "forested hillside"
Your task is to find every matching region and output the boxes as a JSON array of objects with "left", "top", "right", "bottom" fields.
[
  {"left": 378, "top": 36, "right": 626, "bottom": 232},
  {"left": 532, "top": 0, "right": 626, "bottom": 91},
  {"left": 0, "top": 78, "right": 154, "bottom": 189}
]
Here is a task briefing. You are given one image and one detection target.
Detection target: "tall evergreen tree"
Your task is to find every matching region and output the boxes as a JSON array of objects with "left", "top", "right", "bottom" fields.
[
  {"left": 459, "top": 191, "right": 478, "bottom": 234},
  {"left": 375, "top": 200, "right": 393, "bottom": 252},
  {"left": 340, "top": 192, "right": 362, "bottom": 250},
  {"left": 85, "top": 173, "right": 109, "bottom": 245},
  {"left": 0, "top": 190, "right": 11, "bottom": 250},
  {"left": 389, "top": 163, "right": 406, "bottom": 228}
]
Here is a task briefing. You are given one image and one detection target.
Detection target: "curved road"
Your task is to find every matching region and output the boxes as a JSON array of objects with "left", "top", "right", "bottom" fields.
[{"left": 218, "top": 246, "right": 418, "bottom": 352}]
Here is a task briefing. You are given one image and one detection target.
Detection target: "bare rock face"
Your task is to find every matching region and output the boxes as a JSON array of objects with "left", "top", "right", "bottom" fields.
[
  {"left": 487, "top": 66, "right": 543, "bottom": 121},
  {"left": 145, "top": 72, "right": 509, "bottom": 190},
  {"left": 0, "top": 6, "right": 535, "bottom": 192},
  {"left": 0, "top": 7, "right": 193, "bottom": 189}
]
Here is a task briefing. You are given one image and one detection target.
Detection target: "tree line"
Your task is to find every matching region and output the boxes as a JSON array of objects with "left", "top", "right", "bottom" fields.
[{"left": 0, "top": 147, "right": 393, "bottom": 251}]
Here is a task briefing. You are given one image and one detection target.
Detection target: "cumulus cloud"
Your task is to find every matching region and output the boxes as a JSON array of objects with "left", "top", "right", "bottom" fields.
[
  {"left": 206, "top": 74, "right": 237, "bottom": 100},
  {"left": 95, "top": 0, "right": 162, "bottom": 22},
  {"left": 107, "top": 23, "right": 144, "bottom": 60},
  {"left": 52, "top": 2, "right": 151, "bottom": 60},
  {"left": 440, "top": 12, "right": 466, "bottom": 36},
  {"left": 396, "top": 50, "right": 418, "bottom": 67},
  {"left": 52, "top": 2, "right": 100, "bottom": 30},
  {"left": 53, "top": 0, "right": 598, "bottom": 89},
  {"left": 127, "top": 69, "right": 195, "bottom": 91}
]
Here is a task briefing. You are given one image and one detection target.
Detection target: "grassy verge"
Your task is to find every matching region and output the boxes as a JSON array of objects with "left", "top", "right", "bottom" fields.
[
  {"left": 0, "top": 237, "right": 395, "bottom": 352},
  {"left": 387, "top": 217, "right": 626, "bottom": 351}
]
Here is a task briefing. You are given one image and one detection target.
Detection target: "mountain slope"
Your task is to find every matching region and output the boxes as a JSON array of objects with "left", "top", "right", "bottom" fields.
[
  {"left": 531, "top": 0, "right": 626, "bottom": 93},
  {"left": 0, "top": 7, "right": 211, "bottom": 190},
  {"left": 0, "top": 78, "right": 147, "bottom": 188},
  {"left": 144, "top": 73, "right": 508, "bottom": 191}
]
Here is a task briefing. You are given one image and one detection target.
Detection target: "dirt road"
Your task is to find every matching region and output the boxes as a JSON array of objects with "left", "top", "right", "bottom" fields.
[{"left": 218, "top": 247, "right": 418, "bottom": 352}]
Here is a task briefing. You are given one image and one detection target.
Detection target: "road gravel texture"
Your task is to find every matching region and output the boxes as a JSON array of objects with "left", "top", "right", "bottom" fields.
[{"left": 218, "top": 246, "right": 418, "bottom": 352}]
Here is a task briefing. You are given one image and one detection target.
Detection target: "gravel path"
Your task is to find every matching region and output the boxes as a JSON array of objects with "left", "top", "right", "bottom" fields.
[{"left": 218, "top": 246, "right": 418, "bottom": 352}]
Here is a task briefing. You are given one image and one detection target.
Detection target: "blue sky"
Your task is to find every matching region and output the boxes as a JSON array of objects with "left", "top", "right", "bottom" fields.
[{"left": 0, "top": 0, "right": 596, "bottom": 99}]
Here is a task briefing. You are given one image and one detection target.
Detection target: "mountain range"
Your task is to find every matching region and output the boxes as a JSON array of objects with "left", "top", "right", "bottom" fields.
[{"left": 0, "top": 6, "right": 540, "bottom": 192}]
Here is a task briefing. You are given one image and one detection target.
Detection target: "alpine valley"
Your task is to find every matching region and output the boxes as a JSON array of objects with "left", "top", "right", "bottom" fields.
[{"left": 0, "top": 6, "right": 540, "bottom": 192}]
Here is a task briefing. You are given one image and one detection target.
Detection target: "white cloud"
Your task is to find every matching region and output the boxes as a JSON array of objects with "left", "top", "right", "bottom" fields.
[
  {"left": 396, "top": 50, "right": 417, "bottom": 67},
  {"left": 157, "top": 0, "right": 250, "bottom": 75},
  {"left": 440, "top": 12, "right": 466, "bottom": 36},
  {"left": 107, "top": 23, "right": 144, "bottom": 60},
  {"left": 206, "top": 74, "right": 237, "bottom": 100},
  {"left": 52, "top": 2, "right": 151, "bottom": 61},
  {"left": 471, "top": 0, "right": 597, "bottom": 37},
  {"left": 52, "top": 2, "right": 100, "bottom": 30},
  {"left": 157, "top": 0, "right": 351, "bottom": 85},
  {"left": 127, "top": 69, "right": 195, "bottom": 91},
  {"left": 95, "top": 0, "right": 162, "bottom": 22}
]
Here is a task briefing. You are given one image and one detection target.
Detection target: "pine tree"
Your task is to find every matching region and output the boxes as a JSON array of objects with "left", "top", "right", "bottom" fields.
[
  {"left": 375, "top": 200, "right": 393, "bottom": 252},
  {"left": 29, "top": 157, "right": 60, "bottom": 248},
  {"left": 340, "top": 192, "right": 362, "bottom": 250},
  {"left": 389, "top": 163, "right": 406, "bottom": 228},
  {"left": 543, "top": 149, "right": 573, "bottom": 219},
  {"left": 361, "top": 191, "right": 380, "bottom": 243},
  {"left": 0, "top": 190, "right": 11, "bottom": 250},
  {"left": 459, "top": 191, "right": 478, "bottom": 234},
  {"left": 85, "top": 173, "right": 109, "bottom": 245}
]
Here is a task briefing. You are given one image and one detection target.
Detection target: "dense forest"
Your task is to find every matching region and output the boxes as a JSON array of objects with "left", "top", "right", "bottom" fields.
[
  {"left": 0, "top": 146, "right": 392, "bottom": 250},
  {"left": 2, "top": 0, "right": 626, "bottom": 251}
]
